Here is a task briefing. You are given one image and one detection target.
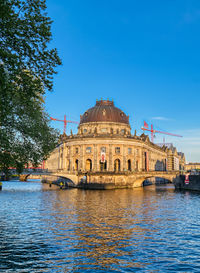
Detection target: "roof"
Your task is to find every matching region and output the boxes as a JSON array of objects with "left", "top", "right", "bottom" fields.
[{"left": 80, "top": 100, "right": 130, "bottom": 125}]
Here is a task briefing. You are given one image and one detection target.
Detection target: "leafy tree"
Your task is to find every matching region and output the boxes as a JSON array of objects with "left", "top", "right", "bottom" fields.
[{"left": 0, "top": 0, "right": 61, "bottom": 177}]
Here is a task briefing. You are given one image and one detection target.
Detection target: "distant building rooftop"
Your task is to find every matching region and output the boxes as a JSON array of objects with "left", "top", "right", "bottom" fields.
[{"left": 156, "top": 143, "right": 173, "bottom": 149}]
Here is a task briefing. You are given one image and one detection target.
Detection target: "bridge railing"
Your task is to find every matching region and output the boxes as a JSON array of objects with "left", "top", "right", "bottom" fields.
[{"left": 25, "top": 169, "right": 181, "bottom": 177}]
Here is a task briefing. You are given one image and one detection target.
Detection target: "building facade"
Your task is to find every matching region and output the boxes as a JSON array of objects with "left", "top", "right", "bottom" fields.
[
  {"left": 185, "top": 163, "right": 200, "bottom": 171},
  {"left": 45, "top": 100, "right": 184, "bottom": 176},
  {"left": 167, "top": 146, "right": 185, "bottom": 171}
]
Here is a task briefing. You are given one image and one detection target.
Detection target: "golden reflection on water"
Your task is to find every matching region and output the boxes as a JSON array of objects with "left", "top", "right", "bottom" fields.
[
  {"left": 42, "top": 185, "right": 176, "bottom": 271},
  {"left": 1, "top": 182, "right": 199, "bottom": 272}
]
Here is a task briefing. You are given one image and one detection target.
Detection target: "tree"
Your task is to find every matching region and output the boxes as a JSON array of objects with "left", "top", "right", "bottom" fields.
[{"left": 0, "top": 0, "right": 62, "bottom": 177}]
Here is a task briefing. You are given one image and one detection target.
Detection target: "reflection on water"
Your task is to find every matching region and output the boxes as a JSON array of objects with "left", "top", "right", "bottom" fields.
[{"left": 1, "top": 181, "right": 200, "bottom": 272}]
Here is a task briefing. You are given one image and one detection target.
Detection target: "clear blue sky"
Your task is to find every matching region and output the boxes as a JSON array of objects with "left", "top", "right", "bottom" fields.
[{"left": 45, "top": 0, "right": 200, "bottom": 163}]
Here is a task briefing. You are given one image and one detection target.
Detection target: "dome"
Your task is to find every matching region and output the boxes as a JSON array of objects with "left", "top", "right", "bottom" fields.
[{"left": 80, "top": 100, "right": 129, "bottom": 125}]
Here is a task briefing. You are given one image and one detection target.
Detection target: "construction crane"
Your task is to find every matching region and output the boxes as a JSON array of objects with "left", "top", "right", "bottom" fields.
[
  {"left": 141, "top": 121, "right": 182, "bottom": 143},
  {"left": 50, "top": 115, "right": 79, "bottom": 134}
]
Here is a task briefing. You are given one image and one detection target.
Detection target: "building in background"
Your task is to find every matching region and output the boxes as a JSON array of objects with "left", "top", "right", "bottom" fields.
[
  {"left": 156, "top": 143, "right": 185, "bottom": 171},
  {"left": 185, "top": 163, "right": 200, "bottom": 171}
]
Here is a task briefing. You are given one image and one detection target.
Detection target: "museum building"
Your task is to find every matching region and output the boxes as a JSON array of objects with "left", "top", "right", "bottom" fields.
[{"left": 45, "top": 99, "right": 173, "bottom": 173}]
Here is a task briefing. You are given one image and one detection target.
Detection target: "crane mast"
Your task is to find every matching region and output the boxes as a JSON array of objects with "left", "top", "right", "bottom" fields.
[
  {"left": 141, "top": 121, "right": 182, "bottom": 143},
  {"left": 50, "top": 115, "right": 79, "bottom": 134}
]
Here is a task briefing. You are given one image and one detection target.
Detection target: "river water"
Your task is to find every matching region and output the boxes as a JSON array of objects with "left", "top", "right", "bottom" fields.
[{"left": 0, "top": 181, "right": 200, "bottom": 272}]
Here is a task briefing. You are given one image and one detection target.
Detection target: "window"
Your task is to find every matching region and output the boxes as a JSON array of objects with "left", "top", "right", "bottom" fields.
[
  {"left": 115, "top": 147, "right": 120, "bottom": 154},
  {"left": 101, "top": 128, "right": 107, "bottom": 133},
  {"left": 121, "top": 129, "right": 125, "bottom": 134},
  {"left": 86, "top": 147, "right": 92, "bottom": 153},
  {"left": 100, "top": 160, "right": 107, "bottom": 171},
  {"left": 83, "top": 129, "right": 87, "bottom": 133},
  {"left": 75, "top": 148, "right": 79, "bottom": 154},
  {"left": 86, "top": 159, "right": 92, "bottom": 171},
  {"left": 114, "top": 159, "right": 120, "bottom": 171},
  {"left": 75, "top": 159, "right": 78, "bottom": 171},
  {"left": 101, "top": 147, "right": 106, "bottom": 153},
  {"left": 128, "top": 159, "right": 131, "bottom": 171},
  {"left": 128, "top": 148, "right": 132, "bottom": 154}
]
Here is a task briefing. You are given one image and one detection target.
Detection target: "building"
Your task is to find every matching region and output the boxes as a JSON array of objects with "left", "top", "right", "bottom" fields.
[
  {"left": 157, "top": 143, "right": 185, "bottom": 171},
  {"left": 177, "top": 152, "right": 185, "bottom": 171},
  {"left": 185, "top": 163, "right": 200, "bottom": 171},
  {"left": 45, "top": 100, "right": 174, "bottom": 175},
  {"left": 168, "top": 146, "right": 185, "bottom": 171}
]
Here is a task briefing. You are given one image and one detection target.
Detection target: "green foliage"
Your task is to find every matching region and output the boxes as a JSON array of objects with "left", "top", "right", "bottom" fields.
[{"left": 0, "top": 0, "right": 61, "bottom": 174}]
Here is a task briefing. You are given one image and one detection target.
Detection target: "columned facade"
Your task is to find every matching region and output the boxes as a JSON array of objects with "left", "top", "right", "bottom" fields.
[{"left": 45, "top": 100, "right": 183, "bottom": 175}]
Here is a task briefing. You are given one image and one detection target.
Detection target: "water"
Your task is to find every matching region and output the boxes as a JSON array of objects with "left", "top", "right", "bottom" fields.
[{"left": 1, "top": 181, "right": 200, "bottom": 272}]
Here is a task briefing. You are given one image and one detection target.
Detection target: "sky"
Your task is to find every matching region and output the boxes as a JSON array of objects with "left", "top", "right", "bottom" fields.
[{"left": 45, "top": 0, "right": 200, "bottom": 163}]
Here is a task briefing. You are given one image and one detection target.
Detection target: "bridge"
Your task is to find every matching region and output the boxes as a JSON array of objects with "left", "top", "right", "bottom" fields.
[
  {"left": 19, "top": 170, "right": 78, "bottom": 187},
  {"left": 82, "top": 170, "right": 180, "bottom": 188},
  {"left": 19, "top": 170, "right": 181, "bottom": 189}
]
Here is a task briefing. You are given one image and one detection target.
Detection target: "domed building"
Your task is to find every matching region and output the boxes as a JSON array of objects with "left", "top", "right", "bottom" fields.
[{"left": 45, "top": 100, "right": 171, "bottom": 179}]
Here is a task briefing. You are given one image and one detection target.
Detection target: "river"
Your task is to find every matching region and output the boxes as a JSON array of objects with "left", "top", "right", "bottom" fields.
[{"left": 0, "top": 180, "right": 200, "bottom": 272}]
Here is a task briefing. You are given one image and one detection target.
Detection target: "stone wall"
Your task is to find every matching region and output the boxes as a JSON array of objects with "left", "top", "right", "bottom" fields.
[{"left": 45, "top": 134, "right": 167, "bottom": 173}]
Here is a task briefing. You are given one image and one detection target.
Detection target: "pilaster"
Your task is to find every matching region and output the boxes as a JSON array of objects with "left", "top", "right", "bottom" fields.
[
  {"left": 109, "top": 144, "right": 113, "bottom": 171},
  {"left": 94, "top": 144, "right": 97, "bottom": 171}
]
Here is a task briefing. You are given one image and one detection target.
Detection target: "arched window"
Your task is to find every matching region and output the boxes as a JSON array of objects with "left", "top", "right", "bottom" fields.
[
  {"left": 75, "top": 159, "right": 79, "bottom": 171},
  {"left": 128, "top": 159, "right": 131, "bottom": 171},
  {"left": 100, "top": 160, "right": 107, "bottom": 171},
  {"left": 86, "top": 159, "right": 92, "bottom": 171},
  {"left": 114, "top": 159, "right": 120, "bottom": 172}
]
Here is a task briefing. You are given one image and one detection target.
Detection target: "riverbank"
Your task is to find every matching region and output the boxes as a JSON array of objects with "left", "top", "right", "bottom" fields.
[{"left": 175, "top": 175, "right": 200, "bottom": 191}]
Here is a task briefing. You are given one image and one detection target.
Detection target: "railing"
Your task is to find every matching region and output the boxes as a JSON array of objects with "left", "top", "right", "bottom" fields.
[{"left": 27, "top": 169, "right": 181, "bottom": 177}]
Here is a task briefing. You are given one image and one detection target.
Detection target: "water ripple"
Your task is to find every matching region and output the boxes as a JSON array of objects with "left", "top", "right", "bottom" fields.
[{"left": 1, "top": 182, "right": 200, "bottom": 272}]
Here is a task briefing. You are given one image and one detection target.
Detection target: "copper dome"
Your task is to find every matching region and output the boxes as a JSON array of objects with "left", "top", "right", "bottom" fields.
[{"left": 80, "top": 100, "right": 129, "bottom": 125}]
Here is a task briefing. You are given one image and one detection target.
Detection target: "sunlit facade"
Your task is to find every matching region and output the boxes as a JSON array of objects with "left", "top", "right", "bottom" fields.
[{"left": 45, "top": 100, "right": 173, "bottom": 173}]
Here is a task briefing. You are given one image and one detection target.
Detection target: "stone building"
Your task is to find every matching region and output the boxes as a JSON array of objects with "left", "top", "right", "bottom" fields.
[
  {"left": 45, "top": 100, "right": 171, "bottom": 174},
  {"left": 177, "top": 152, "right": 185, "bottom": 171},
  {"left": 167, "top": 145, "right": 185, "bottom": 171},
  {"left": 185, "top": 162, "right": 200, "bottom": 171},
  {"left": 157, "top": 143, "right": 185, "bottom": 171}
]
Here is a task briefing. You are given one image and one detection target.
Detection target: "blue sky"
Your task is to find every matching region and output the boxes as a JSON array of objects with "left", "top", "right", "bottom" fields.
[{"left": 45, "top": 0, "right": 200, "bottom": 163}]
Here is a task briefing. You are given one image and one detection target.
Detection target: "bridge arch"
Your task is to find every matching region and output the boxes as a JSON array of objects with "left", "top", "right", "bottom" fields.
[
  {"left": 19, "top": 174, "right": 31, "bottom": 181},
  {"left": 141, "top": 176, "right": 172, "bottom": 187},
  {"left": 134, "top": 173, "right": 177, "bottom": 188},
  {"left": 19, "top": 172, "right": 78, "bottom": 187}
]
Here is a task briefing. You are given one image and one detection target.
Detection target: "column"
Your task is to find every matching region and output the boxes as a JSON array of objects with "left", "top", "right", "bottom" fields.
[
  {"left": 123, "top": 145, "right": 126, "bottom": 171},
  {"left": 94, "top": 144, "right": 97, "bottom": 171},
  {"left": 80, "top": 145, "right": 83, "bottom": 171},
  {"left": 69, "top": 146, "right": 72, "bottom": 171},
  {"left": 109, "top": 144, "right": 113, "bottom": 171}
]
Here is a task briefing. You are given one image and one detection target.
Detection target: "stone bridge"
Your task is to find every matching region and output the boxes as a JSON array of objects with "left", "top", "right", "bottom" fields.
[
  {"left": 84, "top": 170, "right": 180, "bottom": 189},
  {"left": 19, "top": 171, "right": 78, "bottom": 186},
  {"left": 20, "top": 170, "right": 181, "bottom": 189}
]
